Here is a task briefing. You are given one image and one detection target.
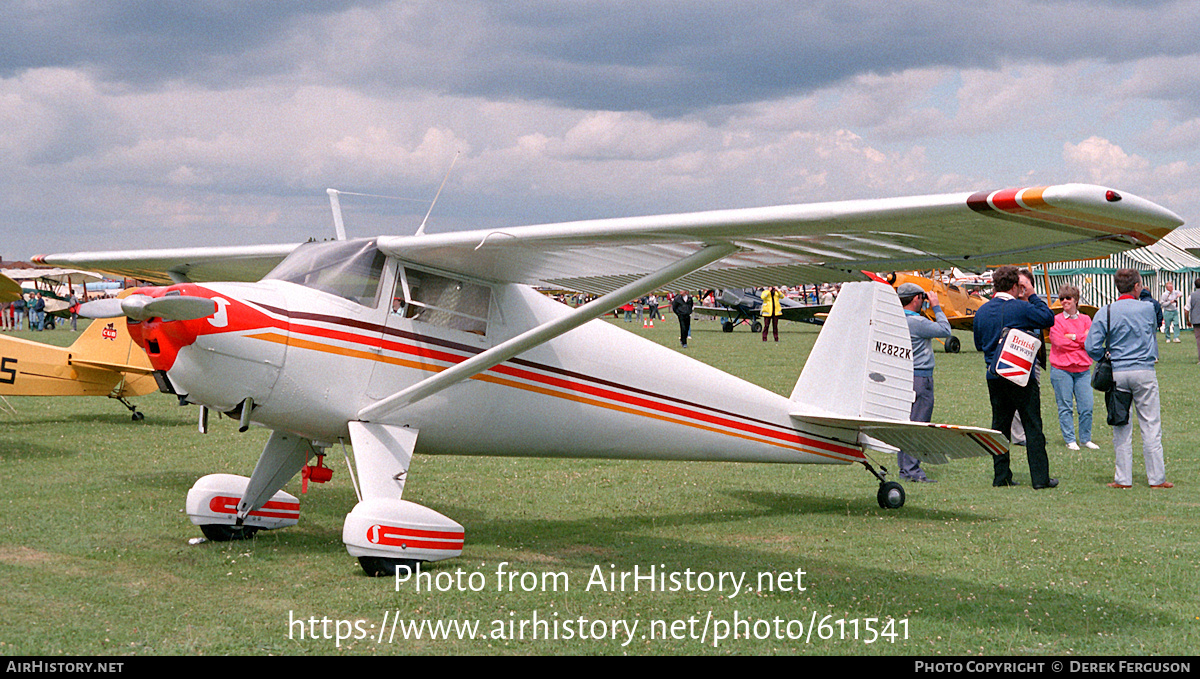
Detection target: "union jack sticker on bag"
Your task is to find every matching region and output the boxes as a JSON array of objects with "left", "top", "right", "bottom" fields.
[{"left": 995, "top": 328, "right": 1040, "bottom": 387}]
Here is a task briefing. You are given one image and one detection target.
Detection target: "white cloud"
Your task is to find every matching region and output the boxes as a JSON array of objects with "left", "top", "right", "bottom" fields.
[
  {"left": 4, "top": 3, "right": 1200, "bottom": 258},
  {"left": 1063, "top": 136, "right": 1199, "bottom": 213}
]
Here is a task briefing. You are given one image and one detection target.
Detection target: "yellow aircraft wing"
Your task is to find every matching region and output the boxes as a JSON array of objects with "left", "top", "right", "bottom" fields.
[{"left": 0, "top": 273, "right": 21, "bottom": 303}]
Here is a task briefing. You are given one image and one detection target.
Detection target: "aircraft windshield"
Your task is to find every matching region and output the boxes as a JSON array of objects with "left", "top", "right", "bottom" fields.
[{"left": 264, "top": 239, "right": 386, "bottom": 306}]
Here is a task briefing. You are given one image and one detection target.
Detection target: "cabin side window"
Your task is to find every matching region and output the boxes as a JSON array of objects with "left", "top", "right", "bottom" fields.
[{"left": 394, "top": 267, "right": 490, "bottom": 336}]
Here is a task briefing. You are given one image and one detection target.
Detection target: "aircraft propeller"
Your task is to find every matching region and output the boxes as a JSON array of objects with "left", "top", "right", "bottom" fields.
[{"left": 79, "top": 294, "right": 217, "bottom": 322}]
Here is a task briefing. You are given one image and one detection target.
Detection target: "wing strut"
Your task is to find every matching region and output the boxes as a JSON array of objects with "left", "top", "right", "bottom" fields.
[{"left": 357, "top": 242, "right": 738, "bottom": 421}]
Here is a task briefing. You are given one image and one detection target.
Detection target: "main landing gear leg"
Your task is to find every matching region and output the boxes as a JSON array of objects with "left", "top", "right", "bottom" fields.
[
  {"left": 184, "top": 424, "right": 315, "bottom": 542},
  {"left": 861, "top": 460, "right": 906, "bottom": 509},
  {"left": 343, "top": 422, "right": 463, "bottom": 577},
  {"left": 115, "top": 396, "right": 144, "bottom": 421}
]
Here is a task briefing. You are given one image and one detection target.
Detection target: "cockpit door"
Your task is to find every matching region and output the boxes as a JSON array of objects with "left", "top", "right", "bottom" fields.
[{"left": 365, "top": 262, "right": 493, "bottom": 403}]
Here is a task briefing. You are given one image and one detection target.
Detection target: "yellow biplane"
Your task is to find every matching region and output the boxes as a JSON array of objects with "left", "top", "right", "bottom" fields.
[{"left": 884, "top": 272, "right": 985, "bottom": 352}]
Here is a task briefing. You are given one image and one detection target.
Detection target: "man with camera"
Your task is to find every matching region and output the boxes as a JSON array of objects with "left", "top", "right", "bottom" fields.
[{"left": 895, "top": 283, "right": 952, "bottom": 483}]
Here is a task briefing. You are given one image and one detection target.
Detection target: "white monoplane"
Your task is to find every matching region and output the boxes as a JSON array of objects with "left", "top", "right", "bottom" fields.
[{"left": 37, "top": 184, "right": 1181, "bottom": 576}]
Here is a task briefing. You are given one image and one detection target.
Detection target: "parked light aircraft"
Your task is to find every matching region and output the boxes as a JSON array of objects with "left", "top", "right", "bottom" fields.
[
  {"left": 37, "top": 183, "right": 1182, "bottom": 576},
  {"left": 698, "top": 288, "right": 831, "bottom": 332},
  {"left": 0, "top": 290, "right": 157, "bottom": 419}
]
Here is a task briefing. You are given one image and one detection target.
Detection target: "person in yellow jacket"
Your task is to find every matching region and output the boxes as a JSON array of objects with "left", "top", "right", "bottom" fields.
[{"left": 760, "top": 286, "right": 785, "bottom": 342}]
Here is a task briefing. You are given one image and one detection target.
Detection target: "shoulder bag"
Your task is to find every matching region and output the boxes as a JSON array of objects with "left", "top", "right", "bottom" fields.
[{"left": 1091, "top": 305, "right": 1115, "bottom": 392}]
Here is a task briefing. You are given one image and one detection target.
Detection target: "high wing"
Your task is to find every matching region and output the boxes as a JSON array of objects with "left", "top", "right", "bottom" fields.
[
  {"left": 33, "top": 244, "right": 301, "bottom": 285},
  {"left": 381, "top": 183, "right": 1182, "bottom": 293},
  {"left": 37, "top": 184, "right": 1182, "bottom": 289}
]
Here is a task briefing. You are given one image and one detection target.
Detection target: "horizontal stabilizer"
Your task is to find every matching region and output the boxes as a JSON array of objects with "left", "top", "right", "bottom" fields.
[
  {"left": 790, "top": 413, "right": 1008, "bottom": 463},
  {"left": 69, "top": 358, "right": 156, "bottom": 375}
]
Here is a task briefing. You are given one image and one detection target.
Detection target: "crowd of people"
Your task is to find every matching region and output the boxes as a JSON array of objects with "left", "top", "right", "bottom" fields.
[
  {"left": 1, "top": 290, "right": 84, "bottom": 332},
  {"left": 902, "top": 265, "right": 1180, "bottom": 490}
]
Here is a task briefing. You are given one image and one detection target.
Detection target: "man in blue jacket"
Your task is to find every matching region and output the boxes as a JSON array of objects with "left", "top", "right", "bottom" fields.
[{"left": 974, "top": 266, "right": 1057, "bottom": 488}]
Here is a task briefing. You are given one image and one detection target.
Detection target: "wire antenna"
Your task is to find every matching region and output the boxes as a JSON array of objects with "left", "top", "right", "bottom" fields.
[{"left": 415, "top": 151, "right": 460, "bottom": 237}]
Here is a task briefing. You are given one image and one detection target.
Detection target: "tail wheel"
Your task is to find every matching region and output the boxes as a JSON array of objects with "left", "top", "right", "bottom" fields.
[{"left": 877, "top": 481, "right": 906, "bottom": 509}]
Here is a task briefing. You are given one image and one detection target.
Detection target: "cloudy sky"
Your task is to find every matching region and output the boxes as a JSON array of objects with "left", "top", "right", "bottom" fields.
[{"left": 3, "top": 0, "right": 1199, "bottom": 262}]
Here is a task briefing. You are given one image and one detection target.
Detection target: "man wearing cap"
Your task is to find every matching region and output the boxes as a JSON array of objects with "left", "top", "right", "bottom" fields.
[
  {"left": 896, "top": 283, "right": 952, "bottom": 482},
  {"left": 973, "top": 265, "right": 1058, "bottom": 489}
]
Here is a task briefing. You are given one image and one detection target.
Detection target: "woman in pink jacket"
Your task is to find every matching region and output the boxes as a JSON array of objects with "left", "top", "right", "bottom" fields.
[{"left": 1049, "top": 285, "right": 1098, "bottom": 450}]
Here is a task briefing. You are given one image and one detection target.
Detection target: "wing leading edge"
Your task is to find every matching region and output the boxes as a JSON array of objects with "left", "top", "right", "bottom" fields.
[
  {"left": 35, "top": 184, "right": 1182, "bottom": 290},
  {"left": 375, "top": 183, "right": 1183, "bottom": 293},
  {"left": 33, "top": 244, "right": 301, "bottom": 285}
]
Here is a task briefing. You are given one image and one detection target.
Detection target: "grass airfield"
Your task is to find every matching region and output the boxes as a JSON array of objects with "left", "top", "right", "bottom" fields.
[{"left": 0, "top": 317, "right": 1196, "bottom": 656}]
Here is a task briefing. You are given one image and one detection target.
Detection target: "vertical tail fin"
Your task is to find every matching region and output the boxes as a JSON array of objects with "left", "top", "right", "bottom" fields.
[
  {"left": 68, "top": 317, "right": 153, "bottom": 373},
  {"left": 790, "top": 281, "right": 912, "bottom": 421}
]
